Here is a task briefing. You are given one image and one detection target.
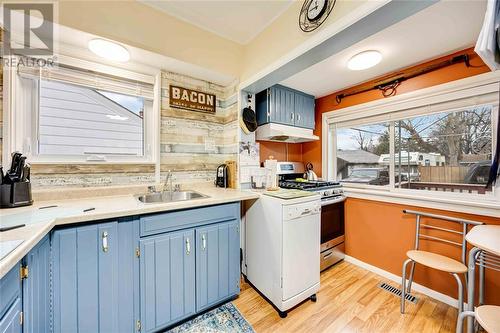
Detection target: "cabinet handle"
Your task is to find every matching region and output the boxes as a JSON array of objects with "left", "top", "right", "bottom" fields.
[
  {"left": 296, "top": 114, "right": 301, "bottom": 122},
  {"left": 202, "top": 234, "right": 206, "bottom": 251},
  {"left": 290, "top": 112, "right": 294, "bottom": 121},
  {"left": 102, "top": 231, "right": 109, "bottom": 252},
  {"left": 186, "top": 237, "right": 191, "bottom": 255}
]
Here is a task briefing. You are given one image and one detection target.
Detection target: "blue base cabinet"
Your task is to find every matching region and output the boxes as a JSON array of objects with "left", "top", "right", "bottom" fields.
[
  {"left": 139, "top": 202, "right": 241, "bottom": 332},
  {"left": 196, "top": 220, "right": 240, "bottom": 312},
  {"left": 140, "top": 230, "right": 196, "bottom": 333},
  {"left": 51, "top": 218, "right": 139, "bottom": 333},
  {"left": 1, "top": 202, "right": 240, "bottom": 333}
]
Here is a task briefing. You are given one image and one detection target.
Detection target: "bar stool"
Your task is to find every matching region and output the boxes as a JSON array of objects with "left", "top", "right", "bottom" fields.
[
  {"left": 457, "top": 305, "right": 500, "bottom": 333},
  {"left": 400, "top": 210, "right": 482, "bottom": 314},
  {"left": 464, "top": 225, "right": 500, "bottom": 333}
]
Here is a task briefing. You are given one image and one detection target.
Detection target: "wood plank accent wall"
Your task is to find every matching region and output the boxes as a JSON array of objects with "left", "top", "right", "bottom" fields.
[
  {"left": 159, "top": 72, "right": 238, "bottom": 185},
  {"left": 12, "top": 70, "right": 238, "bottom": 188}
]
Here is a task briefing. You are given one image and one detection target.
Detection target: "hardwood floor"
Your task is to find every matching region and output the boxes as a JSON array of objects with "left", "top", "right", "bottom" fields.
[{"left": 234, "top": 261, "right": 457, "bottom": 333}]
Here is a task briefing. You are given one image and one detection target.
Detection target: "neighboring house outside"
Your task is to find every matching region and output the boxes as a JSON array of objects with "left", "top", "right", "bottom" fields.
[
  {"left": 337, "top": 150, "right": 381, "bottom": 179},
  {"left": 38, "top": 80, "right": 144, "bottom": 156},
  {"left": 379, "top": 151, "right": 445, "bottom": 180}
]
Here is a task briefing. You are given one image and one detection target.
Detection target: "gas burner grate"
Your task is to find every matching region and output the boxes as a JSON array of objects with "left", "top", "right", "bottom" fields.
[{"left": 378, "top": 282, "right": 418, "bottom": 304}]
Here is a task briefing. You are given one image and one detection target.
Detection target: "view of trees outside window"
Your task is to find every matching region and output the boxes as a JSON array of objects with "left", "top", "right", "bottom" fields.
[
  {"left": 394, "top": 106, "right": 492, "bottom": 194},
  {"left": 335, "top": 106, "right": 493, "bottom": 194}
]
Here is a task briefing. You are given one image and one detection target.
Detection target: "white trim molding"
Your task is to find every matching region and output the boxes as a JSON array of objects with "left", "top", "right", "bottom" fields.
[
  {"left": 322, "top": 71, "right": 500, "bottom": 217},
  {"left": 344, "top": 255, "right": 464, "bottom": 309}
]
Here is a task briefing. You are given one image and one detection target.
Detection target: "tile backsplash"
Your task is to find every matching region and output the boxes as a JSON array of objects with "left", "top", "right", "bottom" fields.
[{"left": 8, "top": 70, "right": 238, "bottom": 189}]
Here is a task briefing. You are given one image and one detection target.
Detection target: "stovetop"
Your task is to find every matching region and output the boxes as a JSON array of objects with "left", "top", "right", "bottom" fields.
[
  {"left": 279, "top": 179, "right": 344, "bottom": 200},
  {"left": 279, "top": 180, "right": 341, "bottom": 190}
]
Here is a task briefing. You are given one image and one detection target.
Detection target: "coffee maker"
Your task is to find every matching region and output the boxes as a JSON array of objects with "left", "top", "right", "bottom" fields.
[{"left": 216, "top": 164, "right": 229, "bottom": 188}]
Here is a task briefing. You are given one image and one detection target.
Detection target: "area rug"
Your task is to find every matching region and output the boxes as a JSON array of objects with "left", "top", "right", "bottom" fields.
[{"left": 167, "top": 302, "right": 255, "bottom": 333}]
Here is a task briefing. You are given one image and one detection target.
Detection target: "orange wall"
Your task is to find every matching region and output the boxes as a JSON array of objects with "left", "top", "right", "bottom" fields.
[
  {"left": 258, "top": 142, "right": 303, "bottom": 164},
  {"left": 304, "top": 49, "right": 499, "bottom": 304},
  {"left": 346, "top": 198, "right": 500, "bottom": 304}
]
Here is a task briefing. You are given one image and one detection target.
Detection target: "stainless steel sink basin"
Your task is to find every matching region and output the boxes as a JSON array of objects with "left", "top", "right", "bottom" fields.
[{"left": 135, "top": 190, "right": 209, "bottom": 204}]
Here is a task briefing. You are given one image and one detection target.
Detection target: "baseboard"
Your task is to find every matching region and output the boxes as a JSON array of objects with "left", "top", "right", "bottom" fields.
[{"left": 344, "top": 255, "right": 463, "bottom": 309}]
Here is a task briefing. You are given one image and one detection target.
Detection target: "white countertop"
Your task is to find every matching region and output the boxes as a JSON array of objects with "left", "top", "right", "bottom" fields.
[{"left": 0, "top": 187, "right": 260, "bottom": 279}]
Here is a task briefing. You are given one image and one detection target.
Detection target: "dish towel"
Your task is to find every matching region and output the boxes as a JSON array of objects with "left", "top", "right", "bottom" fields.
[{"left": 476, "top": 0, "right": 500, "bottom": 186}]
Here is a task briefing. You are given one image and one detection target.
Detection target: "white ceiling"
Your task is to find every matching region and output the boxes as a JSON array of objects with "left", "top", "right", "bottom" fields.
[
  {"left": 138, "top": 0, "right": 293, "bottom": 45},
  {"left": 280, "top": 1, "right": 487, "bottom": 98},
  {"left": 55, "top": 25, "right": 236, "bottom": 86}
]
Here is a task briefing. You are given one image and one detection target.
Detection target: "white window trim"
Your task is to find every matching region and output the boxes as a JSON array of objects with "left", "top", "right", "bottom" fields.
[
  {"left": 3, "top": 55, "right": 161, "bottom": 165},
  {"left": 322, "top": 71, "right": 500, "bottom": 217}
]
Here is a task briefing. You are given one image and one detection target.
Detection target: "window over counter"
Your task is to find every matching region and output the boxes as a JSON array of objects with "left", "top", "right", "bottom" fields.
[
  {"left": 324, "top": 72, "right": 500, "bottom": 212},
  {"left": 6, "top": 58, "right": 159, "bottom": 164}
]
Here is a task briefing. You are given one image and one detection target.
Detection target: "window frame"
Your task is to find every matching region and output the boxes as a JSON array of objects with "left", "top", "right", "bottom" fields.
[
  {"left": 3, "top": 56, "right": 161, "bottom": 165},
  {"left": 322, "top": 71, "right": 500, "bottom": 216}
]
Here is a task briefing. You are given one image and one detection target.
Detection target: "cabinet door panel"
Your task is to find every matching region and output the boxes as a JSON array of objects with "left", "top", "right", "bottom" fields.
[
  {"left": 196, "top": 220, "right": 240, "bottom": 312},
  {"left": 52, "top": 221, "right": 121, "bottom": 333},
  {"left": 0, "top": 297, "right": 21, "bottom": 333},
  {"left": 76, "top": 226, "right": 99, "bottom": 333},
  {"left": 269, "top": 86, "right": 294, "bottom": 125},
  {"left": 97, "top": 223, "right": 119, "bottom": 333},
  {"left": 52, "top": 228, "right": 78, "bottom": 333},
  {"left": 140, "top": 230, "right": 195, "bottom": 333},
  {"left": 23, "top": 235, "right": 50, "bottom": 333}
]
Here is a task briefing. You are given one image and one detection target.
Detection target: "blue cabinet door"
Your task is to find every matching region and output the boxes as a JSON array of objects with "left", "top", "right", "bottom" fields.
[
  {"left": 294, "top": 93, "right": 315, "bottom": 129},
  {"left": 196, "top": 220, "right": 240, "bottom": 312},
  {"left": 269, "top": 85, "right": 295, "bottom": 126},
  {"left": 140, "top": 229, "right": 195, "bottom": 333},
  {"left": 23, "top": 235, "right": 50, "bottom": 333},
  {"left": 0, "top": 298, "right": 21, "bottom": 333},
  {"left": 51, "top": 219, "right": 138, "bottom": 333}
]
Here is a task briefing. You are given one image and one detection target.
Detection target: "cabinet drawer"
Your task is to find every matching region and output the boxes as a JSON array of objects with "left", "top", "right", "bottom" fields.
[
  {"left": 140, "top": 202, "right": 240, "bottom": 237},
  {"left": 0, "top": 263, "right": 20, "bottom": 320}
]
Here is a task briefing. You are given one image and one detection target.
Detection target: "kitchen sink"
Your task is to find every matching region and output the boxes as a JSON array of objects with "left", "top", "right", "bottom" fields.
[{"left": 135, "top": 190, "right": 209, "bottom": 204}]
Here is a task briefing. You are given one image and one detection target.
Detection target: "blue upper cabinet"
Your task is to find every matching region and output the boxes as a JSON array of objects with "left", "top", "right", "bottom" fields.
[
  {"left": 140, "top": 229, "right": 196, "bottom": 333},
  {"left": 256, "top": 84, "right": 315, "bottom": 129},
  {"left": 195, "top": 220, "right": 240, "bottom": 312},
  {"left": 51, "top": 219, "right": 139, "bottom": 333},
  {"left": 23, "top": 235, "right": 50, "bottom": 333}
]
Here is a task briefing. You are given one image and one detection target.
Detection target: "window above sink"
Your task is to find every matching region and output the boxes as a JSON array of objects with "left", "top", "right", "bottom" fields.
[{"left": 4, "top": 56, "right": 160, "bottom": 164}]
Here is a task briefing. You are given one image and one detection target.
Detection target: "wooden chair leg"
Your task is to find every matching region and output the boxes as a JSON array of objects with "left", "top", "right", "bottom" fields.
[{"left": 401, "top": 258, "right": 412, "bottom": 314}]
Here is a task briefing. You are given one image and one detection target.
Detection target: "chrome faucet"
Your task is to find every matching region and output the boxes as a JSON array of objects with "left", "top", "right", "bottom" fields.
[{"left": 163, "top": 170, "right": 173, "bottom": 197}]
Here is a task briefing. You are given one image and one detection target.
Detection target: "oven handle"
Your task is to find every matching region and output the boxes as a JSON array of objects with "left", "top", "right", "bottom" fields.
[{"left": 321, "top": 196, "right": 346, "bottom": 206}]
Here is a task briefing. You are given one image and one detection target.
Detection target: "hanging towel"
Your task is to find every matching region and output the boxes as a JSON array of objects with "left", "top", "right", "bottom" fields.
[
  {"left": 475, "top": 0, "right": 500, "bottom": 70},
  {"left": 486, "top": 84, "right": 500, "bottom": 187},
  {"left": 477, "top": 0, "right": 500, "bottom": 187}
]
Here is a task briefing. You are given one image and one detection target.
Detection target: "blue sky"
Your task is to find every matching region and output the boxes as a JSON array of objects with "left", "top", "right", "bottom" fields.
[{"left": 99, "top": 90, "right": 145, "bottom": 116}]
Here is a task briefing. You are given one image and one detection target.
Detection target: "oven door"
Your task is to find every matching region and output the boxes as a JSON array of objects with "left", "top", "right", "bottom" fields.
[{"left": 320, "top": 197, "right": 345, "bottom": 252}]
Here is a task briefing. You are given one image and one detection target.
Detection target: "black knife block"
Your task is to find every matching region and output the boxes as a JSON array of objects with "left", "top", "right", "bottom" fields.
[{"left": 0, "top": 181, "right": 33, "bottom": 208}]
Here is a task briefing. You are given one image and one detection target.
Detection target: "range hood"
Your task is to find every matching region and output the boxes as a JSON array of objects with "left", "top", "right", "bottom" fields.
[{"left": 255, "top": 123, "right": 319, "bottom": 143}]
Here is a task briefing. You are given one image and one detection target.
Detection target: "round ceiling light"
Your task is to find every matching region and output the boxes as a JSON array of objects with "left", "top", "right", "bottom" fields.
[
  {"left": 347, "top": 50, "right": 382, "bottom": 71},
  {"left": 88, "top": 39, "right": 130, "bottom": 62}
]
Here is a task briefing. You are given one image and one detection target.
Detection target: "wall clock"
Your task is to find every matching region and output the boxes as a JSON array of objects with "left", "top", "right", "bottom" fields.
[{"left": 299, "top": 0, "right": 336, "bottom": 32}]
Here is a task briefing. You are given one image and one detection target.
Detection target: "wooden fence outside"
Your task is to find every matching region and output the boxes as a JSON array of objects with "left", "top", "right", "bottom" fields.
[{"left": 418, "top": 166, "right": 469, "bottom": 183}]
